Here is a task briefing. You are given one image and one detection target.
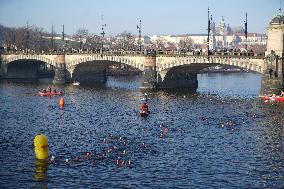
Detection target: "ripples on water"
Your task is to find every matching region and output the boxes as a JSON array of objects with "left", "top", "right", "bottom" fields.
[{"left": 0, "top": 73, "right": 283, "bottom": 189}]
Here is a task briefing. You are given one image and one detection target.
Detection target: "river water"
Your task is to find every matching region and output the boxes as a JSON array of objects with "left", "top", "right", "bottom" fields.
[{"left": 0, "top": 72, "right": 283, "bottom": 188}]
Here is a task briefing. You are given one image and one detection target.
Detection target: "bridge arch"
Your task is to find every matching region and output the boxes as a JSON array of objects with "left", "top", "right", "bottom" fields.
[
  {"left": 1, "top": 55, "right": 57, "bottom": 80},
  {"left": 156, "top": 56, "right": 265, "bottom": 74},
  {"left": 66, "top": 54, "right": 144, "bottom": 71},
  {"left": 156, "top": 55, "right": 266, "bottom": 89},
  {"left": 65, "top": 54, "right": 145, "bottom": 83},
  {"left": 2, "top": 54, "right": 56, "bottom": 67}
]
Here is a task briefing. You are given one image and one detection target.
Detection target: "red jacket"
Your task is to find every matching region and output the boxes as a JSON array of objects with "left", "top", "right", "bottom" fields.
[{"left": 140, "top": 104, "right": 149, "bottom": 112}]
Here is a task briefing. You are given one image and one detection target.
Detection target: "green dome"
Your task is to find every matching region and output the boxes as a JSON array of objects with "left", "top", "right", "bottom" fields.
[
  {"left": 270, "top": 15, "right": 284, "bottom": 25},
  {"left": 270, "top": 9, "right": 284, "bottom": 25}
]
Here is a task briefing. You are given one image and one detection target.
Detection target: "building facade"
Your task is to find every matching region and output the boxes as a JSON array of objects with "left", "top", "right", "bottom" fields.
[
  {"left": 149, "top": 16, "right": 267, "bottom": 50},
  {"left": 266, "top": 9, "right": 284, "bottom": 56}
]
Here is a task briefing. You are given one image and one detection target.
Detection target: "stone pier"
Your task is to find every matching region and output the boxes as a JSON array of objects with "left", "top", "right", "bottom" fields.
[
  {"left": 260, "top": 75, "right": 283, "bottom": 95},
  {"left": 53, "top": 55, "right": 66, "bottom": 84},
  {"left": 157, "top": 69, "right": 198, "bottom": 89},
  {"left": 141, "top": 54, "right": 157, "bottom": 89},
  {"left": 260, "top": 54, "right": 284, "bottom": 95}
]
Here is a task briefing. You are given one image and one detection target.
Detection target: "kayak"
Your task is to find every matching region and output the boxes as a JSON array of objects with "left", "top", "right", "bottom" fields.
[
  {"left": 73, "top": 81, "right": 80, "bottom": 86},
  {"left": 38, "top": 92, "right": 63, "bottom": 96},
  {"left": 260, "top": 96, "right": 284, "bottom": 102},
  {"left": 141, "top": 98, "right": 150, "bottom": 102},
  {"left": 140, "top": 110, "right": 149, "bottom": 116},
  {"left": 38, "top": 91, "right": 63, "bottom": 96}
]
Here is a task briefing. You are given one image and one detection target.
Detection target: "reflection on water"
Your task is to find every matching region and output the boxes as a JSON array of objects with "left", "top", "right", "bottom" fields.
[
  {"left": 106, "top": 75, "right": 141, "bottom": 90},
  {"left": 35, "top": 159, "right": 48, "bottom": 181},
  {"left": 0, "top": 72, "right": 283, "bottom": 188},
  {"left": 197, "top": 72, "right": 262, "bottom": 98}
]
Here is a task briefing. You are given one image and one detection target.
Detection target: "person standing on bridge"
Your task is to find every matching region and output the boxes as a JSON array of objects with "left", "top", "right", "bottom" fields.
[
  {"left": 274, "top": 70, "right": 278, "bottom": 78},
  {"left": 269, "top": 68, "right": 273, "bottom": 78}
]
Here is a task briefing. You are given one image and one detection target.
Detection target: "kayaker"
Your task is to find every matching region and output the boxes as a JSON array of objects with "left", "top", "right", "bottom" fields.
[
  {"left": 141, "top": 93, "right": 149, "bottom": 102},
  {"left": 144, "top": 93, "right": 148, "bottom": 102},
  {"left": 280, "top": 91, "right": 284, "bottom": 97},
  {"left": 42, "top": 89, "right": 47, "bottom": 93},
  {"left": 47, "top": 86, "right": 51, "bottom": 93},
  {"left": 140, "top": 102, "right": 149, "bottom": 112},
  {"left": 53, "top": 89, "right": 57, "bottom": 93}
]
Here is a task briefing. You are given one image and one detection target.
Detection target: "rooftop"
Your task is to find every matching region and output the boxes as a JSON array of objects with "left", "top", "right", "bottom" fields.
[{"left": 270, "top": 8, "right": 284, "bottom": 25}]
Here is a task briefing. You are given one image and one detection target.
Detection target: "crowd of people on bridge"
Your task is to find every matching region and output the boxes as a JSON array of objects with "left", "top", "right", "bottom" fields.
[{"left": 0, "top": 43, "right": 261, "bottom": 57}]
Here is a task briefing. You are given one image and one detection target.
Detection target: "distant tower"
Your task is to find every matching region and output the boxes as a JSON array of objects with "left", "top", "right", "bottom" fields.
[
  {"left": 219, "top": 16, "right": 226, "bottom": 35},
  {"left": 219, "top": 16, "right": 227, "bottom": 47},
  {"left": 227, "top": 24, "right": 232, "bottom": 35},
  {"left": 137, "top": 19, "right": 142, "bottom": 51},
  {"left": 209, "top": 16, "right": 216, "bottom": 49},
  {"left": 266, "top": 8, "right": 284, "bottom": 57}
]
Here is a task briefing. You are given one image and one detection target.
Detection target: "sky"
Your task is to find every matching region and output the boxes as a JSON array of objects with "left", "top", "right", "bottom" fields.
[{"left": 0, "top": 0, "right": 280, "bottom": 36}]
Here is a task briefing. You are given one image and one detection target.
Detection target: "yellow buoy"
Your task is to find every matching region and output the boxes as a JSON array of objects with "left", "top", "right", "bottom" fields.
[{"left": 34, "top": 134, "right": 49, "bottom": 160}]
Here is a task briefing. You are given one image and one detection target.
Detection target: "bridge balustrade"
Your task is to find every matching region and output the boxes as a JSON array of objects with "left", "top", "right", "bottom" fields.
[{"left": 1, "top": 50, "right": 265, "bottom": 58}]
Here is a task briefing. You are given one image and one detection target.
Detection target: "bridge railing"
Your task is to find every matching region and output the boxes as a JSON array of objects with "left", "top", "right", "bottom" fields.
[
  {"left": 1, "top": 50, "right": 149, "bottom": 56},
  {"left": 1, "top": 50, "right": 265, "bottom": 58},
  {"left": 1, "top": 50, "right": 63, "bottom": 55},
  {"left": 155, "top": 50, "right": 265, "bottom": 57}
]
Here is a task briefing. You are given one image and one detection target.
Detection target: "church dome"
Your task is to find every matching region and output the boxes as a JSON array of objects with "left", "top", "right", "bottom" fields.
[{"left": 270, "top": 9, "right": 284, "bottom": 25}]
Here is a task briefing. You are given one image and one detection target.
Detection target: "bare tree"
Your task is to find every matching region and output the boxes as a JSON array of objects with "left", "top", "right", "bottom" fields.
[
  {"left": 178, "top": 37, "right": 193, "bottom": 51},
  {"left": 165, "top": 42, "right": 177, "bottom": 51},
  {"left": 250, "top": 44, "right": 266, "bottom": 54},
  {"left": 85, "top": 34, "right": 101, "bottom": 50},
  {"left": 114, "top": 31, "right": 136, "bottom": 51},
  {"left": 14, "top": 27, "right": 26, "bottom": 50},
  {"left": 153, "top": 39, "right": 166, "bottom": 50},
  {"left": 75, "top": 28, "right": 89, "bottom": 49}
]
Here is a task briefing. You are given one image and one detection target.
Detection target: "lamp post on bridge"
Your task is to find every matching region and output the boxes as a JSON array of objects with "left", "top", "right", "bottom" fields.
[
  {"left": 207, "top": 7, "right": 211, "bottom": 57},
  {"left": 79, "top": 34, "right": 83, "bottom": 50},
  {"left": 101, "top": 23, "right": 106, "bottom": 55},
  {"left": 25, "top": 22, "right": 30, "bottom": 53},
  {"left": 137, "top": 19, "right": 142, "bottom": 52},
  {"left": 282, "top": 33, "right": 284, "bottom": 80},
  {"left": 62, "top": 24, "right": 65, "bottom": 52},
  {"left": 244, "top": 13, "right": 248, "bottom": 51},
  {"left": 51, "top": 25, "right": 55, "bottom": 52}
]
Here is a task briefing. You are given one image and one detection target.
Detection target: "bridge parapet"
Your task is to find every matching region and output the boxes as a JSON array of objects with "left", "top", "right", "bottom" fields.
[
  {"left": 155, "top": 50, "right": 265, "bottom": 57},
  {"left": 1, "top": 50, "right": 265, "bottom": 57}
]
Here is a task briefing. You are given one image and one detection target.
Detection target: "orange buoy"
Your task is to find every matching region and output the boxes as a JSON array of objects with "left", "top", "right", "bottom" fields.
[
  {"left": 59, "top": 97, "right": 65, "bottom": 107},
  {"left": 163, "top": 127, "right": 169, "bottom": 135}
]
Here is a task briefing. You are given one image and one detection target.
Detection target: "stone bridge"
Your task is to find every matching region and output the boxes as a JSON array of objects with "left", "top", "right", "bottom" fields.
[{"left": 0, "top": 51, "right": 283, "bottom": 93}]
